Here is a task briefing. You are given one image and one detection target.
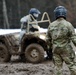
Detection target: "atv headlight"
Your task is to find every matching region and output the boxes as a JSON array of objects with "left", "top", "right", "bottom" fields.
[{"left": 40, "top": 35, "right": 46, "bottom": 40}]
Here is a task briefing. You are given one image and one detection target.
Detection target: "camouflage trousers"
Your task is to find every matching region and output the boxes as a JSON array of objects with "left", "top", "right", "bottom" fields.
[{"left": 52, "top": 45, "right": 76, "bottom": 75}]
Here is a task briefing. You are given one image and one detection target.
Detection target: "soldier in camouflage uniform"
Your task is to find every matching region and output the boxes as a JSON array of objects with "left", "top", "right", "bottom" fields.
[{"left": 46, "top": 6, "right": 76, "bottom": 75}]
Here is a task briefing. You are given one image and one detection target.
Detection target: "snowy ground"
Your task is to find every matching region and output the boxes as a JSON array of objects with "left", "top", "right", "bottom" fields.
[
  {"left": 0, "top": 29, "right": 21, "bottom": 35},
  {"left": 0, "top": 28, "right": 47, "bottom": 35}
]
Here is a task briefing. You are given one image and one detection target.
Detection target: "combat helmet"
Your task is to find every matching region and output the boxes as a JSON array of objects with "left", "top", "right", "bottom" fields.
[
  {"left": 29, "top": 8, "right": 41, "bottom": 18},
  {"left": 54, "top": 6, "right": 67, "bottom": 19}
]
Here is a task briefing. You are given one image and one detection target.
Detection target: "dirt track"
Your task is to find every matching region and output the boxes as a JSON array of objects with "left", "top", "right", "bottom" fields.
[
  {"left": 0, "top": 56, "right": 71, "bottom": 75},
  {"left": 0, "top": 43, "right": 76, "bottom": 75}
]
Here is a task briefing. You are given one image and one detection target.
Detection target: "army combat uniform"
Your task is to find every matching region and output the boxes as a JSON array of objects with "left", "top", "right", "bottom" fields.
[{"left": 46, "top": 18, "right": 76, "bottom": 75}]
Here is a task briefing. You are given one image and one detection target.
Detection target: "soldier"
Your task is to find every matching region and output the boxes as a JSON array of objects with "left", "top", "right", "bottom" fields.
[
  {"left": 46, "top": 6, "right": 76, "bottom": 75},
  {"left": 18, "top": 8, "right": 41, "bottom": 53}
]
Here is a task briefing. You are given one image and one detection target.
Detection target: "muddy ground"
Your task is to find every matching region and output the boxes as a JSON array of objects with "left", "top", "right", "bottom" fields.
[
  {"left": 0, "top": 55, "right": 71, "bottom": 75},
  {"left": 0, "top": 43, "right": 76, "bottom": 75}
]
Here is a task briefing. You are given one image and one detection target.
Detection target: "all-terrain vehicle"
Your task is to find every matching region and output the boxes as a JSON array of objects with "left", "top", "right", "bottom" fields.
[{"left": 0, "top": 12, "right": 52, "bottom": 63}]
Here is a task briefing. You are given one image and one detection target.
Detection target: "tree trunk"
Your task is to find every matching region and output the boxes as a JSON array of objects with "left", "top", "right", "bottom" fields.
[
  {"left": 18, "top": 0, "right": 21, "bottom": 19},
  {"left": 3, "top": 0, "right": 10, "bottom": 29}
]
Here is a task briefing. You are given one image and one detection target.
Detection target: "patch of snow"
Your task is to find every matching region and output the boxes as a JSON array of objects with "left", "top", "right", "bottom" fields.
[
  {"left": 39, "top": 28, "right": 47, "bottom": 33},
  {"left": 75, "top": 52, "right": 76, "bottom": 55},
  {"left": 0, "top": 29, "right": 21, "bottom": 35},
  {"left": 0, "top": 28, "right": 76, "bottom": 35}
]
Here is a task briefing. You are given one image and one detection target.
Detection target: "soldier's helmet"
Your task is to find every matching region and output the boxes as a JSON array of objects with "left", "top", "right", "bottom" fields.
[
  {"left": 54, "top": 6, "right": 67, "bottom": 19},
  {"left": 29, "top": 8, "right": 41, "bottom": 18}
]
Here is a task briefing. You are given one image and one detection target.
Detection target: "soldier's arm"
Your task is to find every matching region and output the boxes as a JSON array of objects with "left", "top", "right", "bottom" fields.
[
  {"left": 46, "top": 25, "right": 52, "bottom": 47},
  {"left": 68, "top": 23, "right": 76, "bottom": 46}
]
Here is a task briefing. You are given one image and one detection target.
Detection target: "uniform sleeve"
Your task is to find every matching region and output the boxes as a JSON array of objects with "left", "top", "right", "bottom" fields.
[
  {"left": 68, "top": 23, "right": 76, "bottom": 46},
  {"left": 46, "top": 25, "right": 52, "bottom": 47},
  {"left": 20, "top": 16, "right": 28, "bottom": 23}
]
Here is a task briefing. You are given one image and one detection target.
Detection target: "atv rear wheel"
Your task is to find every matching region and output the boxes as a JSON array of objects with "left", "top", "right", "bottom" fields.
[
  {"left": 25, "top": 43, "right": 44, "bottom": 63},
  {"left": 0, "top": 44, "right": 11, "bottom": 62}
]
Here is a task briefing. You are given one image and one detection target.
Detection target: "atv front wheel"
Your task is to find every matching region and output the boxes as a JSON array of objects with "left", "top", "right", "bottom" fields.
[{"left": 25, "top": 43, "right": 44, "bottom": 63}]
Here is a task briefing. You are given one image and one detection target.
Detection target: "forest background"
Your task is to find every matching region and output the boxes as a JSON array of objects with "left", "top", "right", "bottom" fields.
[{"left": 0, "top": 0, "right": 76, "bottom": 29}]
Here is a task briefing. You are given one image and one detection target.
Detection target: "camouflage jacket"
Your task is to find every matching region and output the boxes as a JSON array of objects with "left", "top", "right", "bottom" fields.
[{"left": 46, "top": 18, "right": 76, "bottom": 51}]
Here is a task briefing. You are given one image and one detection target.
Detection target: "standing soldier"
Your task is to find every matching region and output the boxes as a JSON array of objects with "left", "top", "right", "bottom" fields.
[{"left": 46, "top": 6, "right": 76, "bottom": 75}]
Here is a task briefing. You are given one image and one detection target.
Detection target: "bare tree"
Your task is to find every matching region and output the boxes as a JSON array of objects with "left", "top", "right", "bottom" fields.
[
  {"left": 18, "top": 0, "right": 21, "bottom": 19},
  {"left": 3, "top": 0, "right": 10, "bottom": 29}
]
